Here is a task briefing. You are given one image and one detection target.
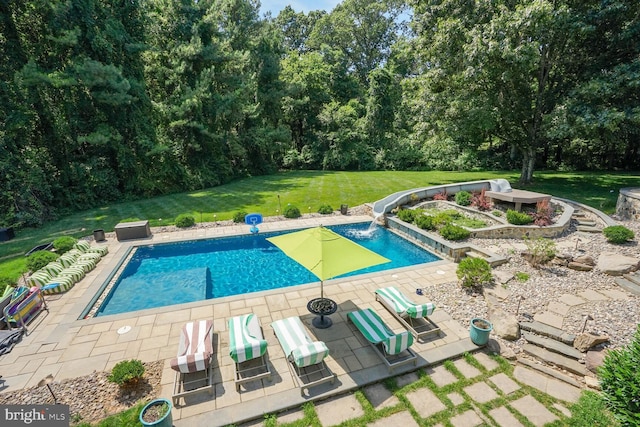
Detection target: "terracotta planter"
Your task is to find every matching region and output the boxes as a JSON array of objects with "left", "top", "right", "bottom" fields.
[
  {"left": 469, "top": 317, "right": 493, "bottom": 346},
  {"left": 140, "top": 398, "right": 172, "bottom": 427}
]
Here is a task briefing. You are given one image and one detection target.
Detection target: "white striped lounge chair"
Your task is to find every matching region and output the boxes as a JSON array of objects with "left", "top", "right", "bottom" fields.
[
  {"left": 375, "top": 287, "right": 441, "bottom": 340},
  {"left": 27, "top": 270, "right": 52, "bottom": 288},
  {"left": 271, "top": 316, "right": 335, "bottom": 395},
  {"left": 228, "top": 314, "right": 271, "bottom": 391},
  {"left": 170, "top": 320, "right": 214, "bottom": 405},
  {"left": 347, "top": 308, "right": 417, "bottom": 372}
]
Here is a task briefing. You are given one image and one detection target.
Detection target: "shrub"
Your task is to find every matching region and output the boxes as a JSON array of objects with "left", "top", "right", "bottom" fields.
[
  {"left": 523, "top": 236, "right": 556, "bottom": 268},
  {"left": 108, "top": 359, "right": 145, "bottom": 388},
  {"left": 603, "top": 225, "right": 635, "bottom": 244},
  {"left": 432, "top": 190, "right": 448, "bottom": 201},
  {"left": 599, "top": 324, "right": 640, "bottom": 426},
  {"left": 175, "top": 214, "right": 195, "bottom": 228},
  {"left": 531, "top": 199, "right": 553, "bottom": 226},
  {"left": 27, "top": 250, "right": 59, "bottom": 272},
  {"left": 233, "top": 211, "right": 248, "bottom": 223},
  {"left": 454, "top": 191, "right": 472, "bottom": 206},
  {"left": 53, "top": 236, "right": 77, "bottom": 254},
  {"left": 409, "top": 193, "right": 419, "bottom": 204},
  {"left": 456, "top": 257, "right": 492, "bottom": 289},
  {"left": 415, "top": 214, "right": 436, "bottom": 231},
  {"left": 397, "top": 209, "right": 418, "bottom": 223},
  {"left": 492, "top": 210, "right": 503, "bottom": 217},
  {"left": 514, "top": 272, "right": 530, "bottom": 282},
  {"left": 439, "top": 224, "right": 470, "bottom": 241},
  {"left": 471, "top": 189, "right": 493, "bottom": 211},
  {"left": 567, "top": 391, "right": 619, "bottom": 427},
  {"left": 318, "top": 204, "right": 333, "bottom": 215},
  {"left": 283, "top": 205, "right": 301, "bottom": 219},
  {"left": 506, "top": 209, "right": 533, "bottom": 225}
]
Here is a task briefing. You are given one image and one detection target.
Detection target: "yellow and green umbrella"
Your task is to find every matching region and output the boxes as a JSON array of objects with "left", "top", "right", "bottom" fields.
[{"left": 266, "top": 225, "right": 390, "bottom": 299}]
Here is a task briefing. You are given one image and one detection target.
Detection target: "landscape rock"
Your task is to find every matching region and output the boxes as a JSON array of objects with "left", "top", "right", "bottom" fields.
[
  {"left": 596, "top": 252, "right": 640, "bottom": 276},
  {"left": 492, "top": 270, "right": 514, "bottom": 286},
  {"left": 574, "top": 255, "right": 596, "bottom": 266},
  {"left": 584, "top": 375, "right": 601, "bottom": 389},
  {"left": 585, "top": 348, "right": 609, "bottom": 373},
  {"left": 486, "top": 339, "right": 517, "bottom": 360},
  {"left": 568, "top": 262, "right": 594, "bottom": 272},
  {"left": 488, "top": 307, "right": 520, "bottom": 341},
  {"left": 574, "top": 333, "right": 610, "bottom": 352}
]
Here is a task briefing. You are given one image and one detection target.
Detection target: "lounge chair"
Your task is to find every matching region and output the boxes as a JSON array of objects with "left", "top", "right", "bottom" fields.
[
  {"left": 347, "top": 308, "right": 417, "bottom": 372},
  {"left": 228, "top": 314, "right": 271, "bottom": 391},
  {"left": 375, "top": 287, "right": 441, "bottom": 340},
  {"left": 2, "top": 287, "right": 48, "bottom": 334},
  {"left": 271, "top": 316, "right": 335, "bottom": 396},
  {"left": 0, "top": 328, "right": 24, "bottom": 355},
  {"left": 170, "top": 320, "right": 215, "bottom": 405}
]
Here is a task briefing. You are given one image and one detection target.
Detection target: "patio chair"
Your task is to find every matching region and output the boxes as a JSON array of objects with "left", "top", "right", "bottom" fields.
[
  {"left": 2, "top": 287, "right": 48, "bottom": 335},
  {"left": 170, "top": 319, "right": 215, "bottom": 405},
  {"left": 228, "top": 314, "right": 271, "bottom": 391},
  {"left": 375, "top": 287, "right": 441, "bottom": 340},
  {"left": 271, "top": 316, "right": 335, "bottom": 396},
  {"left": 0, "top": 328, "right": 24, "bottom": 355},
  {"left": 347, "top": 308, "right": 417, "bottom": 372}
]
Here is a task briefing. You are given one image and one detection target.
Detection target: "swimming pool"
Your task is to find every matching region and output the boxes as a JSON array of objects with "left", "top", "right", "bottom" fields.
[{"left": 94, "top": 223, "right": 440, "bottom": 316}]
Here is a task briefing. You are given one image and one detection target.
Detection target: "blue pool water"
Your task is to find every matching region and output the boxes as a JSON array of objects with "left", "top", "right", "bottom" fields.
[{"left": 96, "top": 223, "right": 440, "bottom": 316}]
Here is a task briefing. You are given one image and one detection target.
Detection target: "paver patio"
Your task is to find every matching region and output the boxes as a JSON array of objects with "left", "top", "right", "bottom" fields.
[{"left": 0, "top": 215, "right": 587, "bottom": 426}]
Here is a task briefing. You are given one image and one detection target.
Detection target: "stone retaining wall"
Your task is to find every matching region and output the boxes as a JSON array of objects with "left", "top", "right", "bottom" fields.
[{"left": 616, "top": 188, "right": 640, "bottom": 221}]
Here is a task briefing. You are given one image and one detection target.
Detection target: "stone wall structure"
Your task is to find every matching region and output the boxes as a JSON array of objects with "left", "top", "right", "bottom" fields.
[{"left": 616, "top": 188, "right": 640, "bottom": 221}]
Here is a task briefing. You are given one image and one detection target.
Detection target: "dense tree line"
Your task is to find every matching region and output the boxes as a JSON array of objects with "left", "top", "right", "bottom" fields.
[{"left": 1, "top": 0, "right": 638, "bottom": 228}]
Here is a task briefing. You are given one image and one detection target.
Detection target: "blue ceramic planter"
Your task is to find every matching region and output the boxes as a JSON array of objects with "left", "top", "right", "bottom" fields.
[
  {"left": 140, "top": 398, "right": 173, "bottom": 427},
  {"left": 469, "top": 318, "right": 493, "bottom": 346}
]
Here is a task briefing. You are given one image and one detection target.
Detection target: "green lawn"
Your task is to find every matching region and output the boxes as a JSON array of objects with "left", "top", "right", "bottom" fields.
[{"left": 1, "top": 170, "right": 639, "bottom": 283}]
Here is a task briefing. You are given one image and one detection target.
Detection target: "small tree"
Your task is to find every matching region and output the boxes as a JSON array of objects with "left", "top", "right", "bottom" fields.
[
  {"left": 108, "top": 359, "right": 145, "bottom": 388},
  {"left": 522, "top": 236, "right": 556, "bottom": 268},
  {"left": 603, "top": 225, "right": 635, "bottom": 244},
  {"left": 456, "top": 257, "right": 492, "bottom": 289}
]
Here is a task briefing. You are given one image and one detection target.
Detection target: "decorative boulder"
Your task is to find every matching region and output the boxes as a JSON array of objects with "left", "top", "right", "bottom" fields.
[
  {"left": 574, "top": 333, "right": 610, "bottom": 352},
  {"left": 597, "top": 252, "right": 640, "bottom": 276},
  {"left": 568, "top": 262, "right": 594, "bottom": 272},
  {"left": 585, "top": 348, "right": 609, "bottom": 374}
]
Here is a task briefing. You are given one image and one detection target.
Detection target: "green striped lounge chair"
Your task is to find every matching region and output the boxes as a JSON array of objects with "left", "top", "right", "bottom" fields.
[
  {"left": 41, "top": 262, "right": 64, "bottom": 277},
  {"left": 271, "top": 316, "right": 336, "bottom": 396},
  {"left": 86, "top": 245, "right": 108, "bottom": 256},
  {"left": 347, "top": 308, "right": 417, "bottom": 372},
  {"left": 375, "top": 287, "right": 441, "bottom": 340},
  {"left": 170, "top": 320, "right": 214, "bottom": 405},
  {"left": 27, "top": 270, "right": 52, "bottom": 288},
  {"left": 228, "top": 314, "right": 271, "bottom": 391},
  {"left": 73, "top": 240, "right": 91, "bottom": 252},
  {"left": 42, "top": 275, "right": 76, "bottom": 294}
]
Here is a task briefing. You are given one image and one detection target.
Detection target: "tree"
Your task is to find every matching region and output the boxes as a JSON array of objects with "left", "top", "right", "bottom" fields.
[{"left": 411, "top": 0, "right": 578, "bottom": 183}]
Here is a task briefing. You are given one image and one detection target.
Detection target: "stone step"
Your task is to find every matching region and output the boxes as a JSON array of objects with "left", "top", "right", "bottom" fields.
[
  {"left": 623, "top": 272, "right": 640, "bottom": 286},
  {"left": 522, "top": 332, "right": 583, "bottom": 360},
  {"left": 519, "top": 321, "right": 575, "bottom": 345},
  {"left": 523, "top": 344, "right": 588, "bottom": 376},
  {"left": 576, "top": 219, "right": 596, "bottom": 227},
  {"left": 576, "top": 225, "right": 601, "bottom": 233},
  {"left": 615, "top": 277, "right": 640, "bottom": 296},
  {"left": 517, "top": 357, "right": 582, "bottom": 387}
]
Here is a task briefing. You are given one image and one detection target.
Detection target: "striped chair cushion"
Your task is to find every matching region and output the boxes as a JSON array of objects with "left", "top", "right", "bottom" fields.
[
  {"left": 42, "top": 276, "right": 75, "bottom": 294},
  {"left": 376, "top": 287, "right": 436, "bottom": 318},
  {"left": 41, "top": 262, "right": 64, "bottom": 276},
  {"left": 348, "top": 308, "right": 414, "bottom": 355},
  {"left": 86, "top": 246, "right": 108, "bottom": 256},
  {"left": 290, "top": 342, "right": 329, "bottom": 368},
  {"left": 170, "top": 320, "right": 213, "bottom": 374},
  {"left": 58, "top": 253, "right": 79, "bottom": 267},
  {"left": 74, "top": 258, "right": 96, "bottom": 272},
  {"left": 73, "top": 240, "right": 91, "bottom": 252},
  {"left": 58, "top": 266, "right": 85, "bottom": 282},
  {"left": 229, "top": 314, "right": 267, "bottom": 363},
  {"left": 28, "top": 271, "right": 52, "bottom": 287}
]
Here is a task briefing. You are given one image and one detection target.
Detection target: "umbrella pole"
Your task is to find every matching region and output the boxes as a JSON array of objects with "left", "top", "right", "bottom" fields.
[{"left": 320, "top": 281, "right": 324, "bottom": 300}]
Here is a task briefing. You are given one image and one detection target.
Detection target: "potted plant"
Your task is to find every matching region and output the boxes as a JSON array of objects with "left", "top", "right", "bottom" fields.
[
  {"left": 469, "top": 317, "right": 493, "bottom": 346},
  {"left": 140, "top": 398, "right": 173, "bottom": 427}
]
